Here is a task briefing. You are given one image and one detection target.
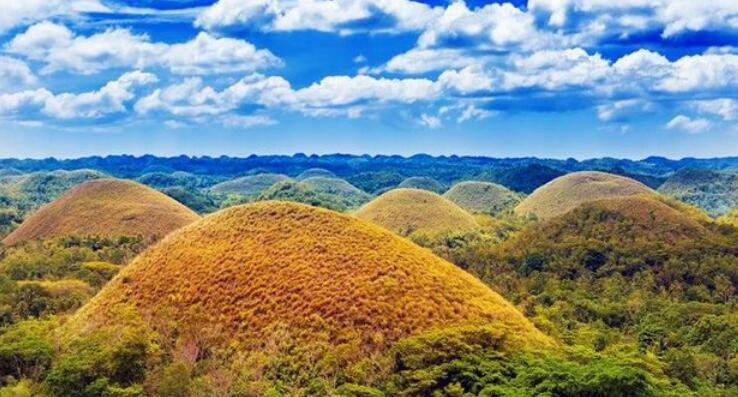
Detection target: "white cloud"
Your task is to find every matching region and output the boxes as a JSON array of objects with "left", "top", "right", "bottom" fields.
[
  {"left": 419, "top": 113, "right": 441, "bottom": 128},
  {"left": 0, "top": 56, "right": 37, "bottom": 91},
  {"left": 0, "top": 0, "right": 108, "bottom": 34},
  {"left": 7, "top": 23, "right": 281, "bottom": 75},
  {"left": 691, "top": 99, "right": 738, "bottom": 121},
  {"left": 528, "top": 0, "right": 738, "bottom": 38},
  {"left": 597, "top": 99, "right": 654, "bottom": 122},
  {"left": 135, "top": 74, "right": 292, "bottom": 117},
  {"left": 220, "top": 114, "right": 276, "bottom": 128},
  {"left": 196, "top": 0, "right": 440, "bottom": 34},
  {"left": 382, "top": 48, "right": 482, "bottom": 74},
  {"left": 418, "top": 1, "right": 544, "bottom": 50},
  {"left": 0, "top": 71, "right": 157, "bottom": 119},
  {"left": 504, "top": 48, "right": 610, "bottom": 91},
  {"left": 666, "top": 115, "right": 712, "bottom": 134},
  {"left": 458, "top": 105, "right": 495, "bottom": 123}
]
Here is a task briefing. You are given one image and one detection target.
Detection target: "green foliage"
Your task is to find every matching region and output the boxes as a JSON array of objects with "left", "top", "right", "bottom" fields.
[
  {"left": 160, "top": 186, "right": 220, "bottom": 214},
  {"left": 256, "top": 180, "right": 347, "bottom": 211},
  {"left": 659, "top": 168, "right": 738, "bottom": 217},
  {"left": 0, "top": 319, "right": 55, "bottom": 381}
]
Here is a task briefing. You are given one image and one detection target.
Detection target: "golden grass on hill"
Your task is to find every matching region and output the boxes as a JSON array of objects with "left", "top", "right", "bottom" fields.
[
  {"left": 2, "top": 179, "right": 200, "bottom": 245},
  {"left": 443, "top": 181, "right": 522, "bottom": 215},
  {"left": 718, "top": 210, "right": 738, "bottom": 228},
  {"left": 514, "top": 171, "right": 654, "bottom": 220},
  {"left": 525, "top": 195, "right": 712, "bottom": 245},
  {"left": 354, "top": 188, "right": 479, "bottom": 236},
  {"left": 70, "top": 201, "right": 551, "bottom": 353}
]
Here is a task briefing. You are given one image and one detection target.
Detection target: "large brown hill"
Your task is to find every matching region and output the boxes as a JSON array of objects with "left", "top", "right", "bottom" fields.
[
  {"left": 70, "top": 201, "right": 551, "bottom": 352},
  {"left": 515, "top": 171, "right": 654, "bottom": 220},
  {"left": 2, "top": 179, "right": 200, "bottom": 245}
]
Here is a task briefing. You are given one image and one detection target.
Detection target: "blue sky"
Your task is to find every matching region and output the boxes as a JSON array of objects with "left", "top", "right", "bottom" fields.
[{"left": 1, "top": 0, "right": 738, "bottom": 159}]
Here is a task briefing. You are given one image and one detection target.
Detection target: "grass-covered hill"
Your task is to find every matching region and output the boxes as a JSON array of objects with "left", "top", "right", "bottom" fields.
[
  {"left": 135, "top": 171, "right": 221, "bottom": 190},
  {"left": 354, "top": 188, "right": 478, "bottom": 236},
  {"left": 2, "top": 179, "right": 200, "bottom": 245},
  {"left": 515, "top": 171, "right": 654, "bottom": 220},
  {"left": 71, "top": 201, "right": 550, "bottom": 354},
  {"left": 209, "top": 173, "right": 291, "bottom": 196},
  {"left": 256, "top": 180, "right": 346, "bottom": 211},
  {"left": 397, "top": 176, "right": 446, "bottom": 193},
  {"left": 301, "top": 177, "right": 372, "bottom": 209},
  {"left": 443, "top": 181, "right": 523, "bottom": 215},
  {"left": 296, "top": 168, "right": 336, "bottom": 180},
  {"left": 658, "top": 168, "right": 738, "bottom": 217}
]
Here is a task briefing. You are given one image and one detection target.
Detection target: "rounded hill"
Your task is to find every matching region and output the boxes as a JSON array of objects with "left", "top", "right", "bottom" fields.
[
  {"left": 301, "top": 177, "right": 372, "bottom": 209},
  {"left": 444, "top": 181, "right": 523, "bottom": 215},
  {"left": 354, "top": 188, "right": 478, "bottom": 236},
  {"left": 514, "top": 171, "right": 654, "bottom": 220},
  {"left": 2, "top": 179, "right": 200, "bottom": 245},
  {"left": 210, "top": 173, "right": 291, "bottom": 196},
  {"left": 398, "top": 176, "right": 445, "bottom": 193},
  {"left": 71, "top": 201, "right": 550, "bottom": 352},
  {"left": 508, "top": 195, "right": 713, "bottom": 255},
  {"left": 296, "top": 168, "right": 337, "bottom": 180}
]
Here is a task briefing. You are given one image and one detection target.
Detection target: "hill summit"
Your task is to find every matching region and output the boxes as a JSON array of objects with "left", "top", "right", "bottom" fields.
[
  {"left": 354, "top": 188, "right": 478, "bottom": 236},
  {"left": 444, "top": 181, "right": 522, "bottom": 215},
  {"left": 71, "top": 201, "right": 550, "bottom": 352},
  {"left": 515, "top": 171, "right": 654, "bottom": 220},
  {"left": 2, "top": 179, "right": 200, "bottom": 245}
]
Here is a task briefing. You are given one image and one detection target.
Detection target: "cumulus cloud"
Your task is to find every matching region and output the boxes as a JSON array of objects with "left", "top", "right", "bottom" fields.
[
  {"left": 0, "top": 56, "right": 37, "bottom": 91},
  {"left": 7, "top": 22, "right": 281, "bottom": 75},
  {"left": 597, "top": 99, "right": 655, "bottom": 122},
  {"left": 0, "top": 0, "right": 108, "bottom": 34},
  {"left": 529, "top": 0, "right": 738, "bottom": 39},
  {"left": 196, "top": 0, "right": 440, "bottom": 34},
  {"left": 0, "top": 71, "right": 157, "bottom": 119},
  {"left": 666, "top": 115, "right": 712, "bottom": 134},
  {"left": 419, "top": 113, "right": 441, "bottom": 128},
  {"left": 691, "top": 99, "right": 738, "bottom": 121}
]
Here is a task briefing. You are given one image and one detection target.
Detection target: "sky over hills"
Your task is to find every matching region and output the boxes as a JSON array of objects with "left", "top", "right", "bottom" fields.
[{"left": 1, "top": 0, "right": 738, "bottom": 158}]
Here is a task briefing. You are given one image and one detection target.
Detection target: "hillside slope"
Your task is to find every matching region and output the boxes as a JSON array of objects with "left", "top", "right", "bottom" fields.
[
  {"left": 71, "top": 201, "right": 551, "bottom": 353},
  {"left": 2, "top": 179, "right": 200, "bottom": 245},
  {"left": 515, "top": 171, "right": 654, "bottom": 220},
  {"left": 444, "top": 181, "right": 523, "bottom": 215},
  {"left": 355, "top": 188, "right": 478, "bottom": 236},
  {"left": 658, "top": 168, "right": 738, "bottom": 217},
  {"left": 210, "top": 173, "right": 291, "bottom": 196}
]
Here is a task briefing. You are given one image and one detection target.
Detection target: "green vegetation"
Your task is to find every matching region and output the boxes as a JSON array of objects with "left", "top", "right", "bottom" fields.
[
  {"left": 301, "top": 177, "right": 372, "bottom": 209},
  {"left": 659, "top": 168, "right": 738, "bottom": 217},
  {"left": 398, "top": 177, "right": 446, "bottom": 194},
  {"left": 209, "top": 173, "right": 291, "bottom": 196},
  {"left": 346, "top": 171, "right": 405, "bottom": 195},
  {"left": 3, "top": 159, "right": 738, "bottom": 396},
  {"left": 443, "top": 181, "right": 523, "bottom": 215},
  {"left": 256, "top": 180, "right": 346, "bottom": 211}
]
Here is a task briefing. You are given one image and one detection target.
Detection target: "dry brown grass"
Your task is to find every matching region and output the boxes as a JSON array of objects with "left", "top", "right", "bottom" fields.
[
  {"left": 514, "top": 171, "right": 654, "bottom": 220},
  {"left": 718, "top": 210, "right": 738, "bottom": 227},
  {"left": 2, "top": 179, "right": 200, "bottom": 245},
  {"left": 71, "top": 201, "right": 551, "bottom": 353},
  {"left": 354, "top": 188, "right": 478, "bottom": 236}
]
